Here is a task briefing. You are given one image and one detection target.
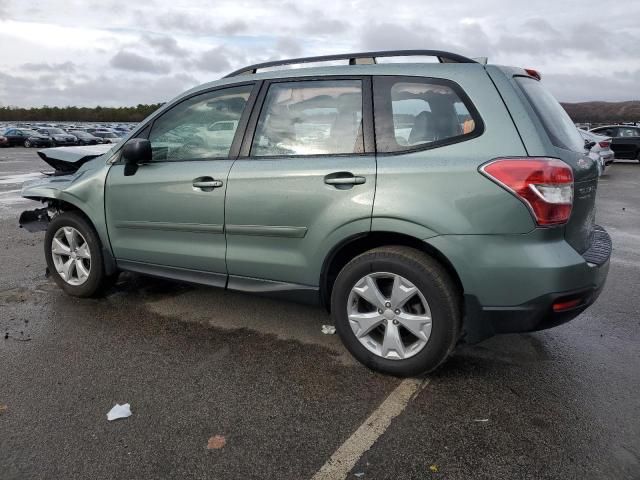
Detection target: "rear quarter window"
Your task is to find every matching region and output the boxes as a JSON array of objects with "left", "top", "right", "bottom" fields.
[{"left": 516, "top": 77, "right": 584, "bottom": 152}]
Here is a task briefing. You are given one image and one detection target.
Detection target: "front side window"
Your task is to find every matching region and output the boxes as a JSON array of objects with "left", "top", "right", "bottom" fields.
[
  {"left": 374, "top": 76, "right": 480, "bottom": 153},
  {"left": 251, "top": 80, "right": 363, "bottom": 157},
  {"left": 149, "top": 84, "right": 253, "bottom": 162}
]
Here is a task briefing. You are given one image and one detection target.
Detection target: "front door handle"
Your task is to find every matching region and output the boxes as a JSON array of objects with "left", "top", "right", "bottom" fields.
[
  {"left": 193, "top": 177, "right": 223, "bottom": 191},
  {"left": 324, "top": 173, "right": 366, "bottom": 187}
]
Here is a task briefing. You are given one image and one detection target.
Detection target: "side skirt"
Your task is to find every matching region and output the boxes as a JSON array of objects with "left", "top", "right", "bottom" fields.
[{"left": 116, "top": 260, "right": 320, "bottom": 305}]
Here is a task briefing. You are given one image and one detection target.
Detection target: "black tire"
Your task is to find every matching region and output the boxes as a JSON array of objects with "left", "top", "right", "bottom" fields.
[
  {"left": 44, "top": 211, "right": 115, "bottom": 297},
  {"left": 24, "top": 140, "right": 31, "bottom": 148},
  {"left": 331, "top": 246, "right": 461, "bottom": 377}
]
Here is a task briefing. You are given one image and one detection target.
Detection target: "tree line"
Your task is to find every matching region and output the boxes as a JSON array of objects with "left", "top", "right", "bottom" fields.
[
  {"left": 1, "top": 101, "right": 638, "bottom": 124},
  {"left": 0, "top": 104, "right": 164, "bottom": 123}
]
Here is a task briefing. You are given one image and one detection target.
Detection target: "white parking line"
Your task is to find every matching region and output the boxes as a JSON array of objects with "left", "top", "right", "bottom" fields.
[{"left": 311, "top": 377, "right": 428, "bottom": 480}]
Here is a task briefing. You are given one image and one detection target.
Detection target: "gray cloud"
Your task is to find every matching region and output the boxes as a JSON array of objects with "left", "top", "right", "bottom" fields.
[
  {"left": 22, "top": 61, "right": 77, "bottom": 73},
  {"left": 142, "top": 34, "right": 189, "bottom": 58},
  {"left": 360, "top": 23, "right": 445, "bottom": 51},
  {"left": 110, "top": 51, "right": 171, "bottom": 74},
  {"left": 303, "top": 11, "right": 348, "bottom": 35},
  {"left": 192, "top": 47, "right": 233, "bottom": 73},
  {"left": 0, "top": 70, "right": 198, "bottom": 107},
  {"left": 275, "top": 37, "right": 303, "bottom": 58},
  {"left": 220, "top": 20, "right": 248, "bottom": 35},
  {"left": 1, "top": 0, "right": 639, "bottom": 106}
]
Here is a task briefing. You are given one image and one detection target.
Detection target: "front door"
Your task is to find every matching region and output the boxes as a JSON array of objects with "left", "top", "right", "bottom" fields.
[
  {"left": 105, "top": 83, "right": 256, "bottom": 283},
  {"left": 224, "top": 78, "right": 376, "bottom": 289}
]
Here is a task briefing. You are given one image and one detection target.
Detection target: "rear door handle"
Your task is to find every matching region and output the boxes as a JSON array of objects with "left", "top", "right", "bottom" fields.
[
  {"left": 324, "top": 174, "right": 366, "bottom": 186},
  {"left": 193, "top": 177, "right": 223, "bottom": 191}
]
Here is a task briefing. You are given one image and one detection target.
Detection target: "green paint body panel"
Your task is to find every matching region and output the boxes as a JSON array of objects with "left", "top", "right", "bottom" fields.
[
  {"left": 225, "top": 155, "right": 376, "bottom": 286},
  {"left": 20, "top": 59, "right": 610, "bottom": 338},
  {"left": 104, "top": 160, "right": 233, "bottom": 272}
]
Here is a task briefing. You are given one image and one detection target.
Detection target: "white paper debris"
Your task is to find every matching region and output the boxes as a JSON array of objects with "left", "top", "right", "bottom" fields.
[
  {"left": 473, "top": 418, "right": 489, "bottom": 422},
  {"left": 321, "top": 325, "right": 336, "bottom": 335},
  {"left": 107, "top": 403, "right": 132, "bottom": 421},
  {"left": 354, "top": 473, "right": 365, "bottom": 478}
]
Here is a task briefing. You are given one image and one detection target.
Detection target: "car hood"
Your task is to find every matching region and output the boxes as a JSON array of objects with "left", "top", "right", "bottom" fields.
[{"left": 37, "top": 143, "right": 114, "bottom": 173}]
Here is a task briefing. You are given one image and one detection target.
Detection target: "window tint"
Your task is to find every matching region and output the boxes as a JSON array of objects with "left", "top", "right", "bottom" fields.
[
  {"left": 516, "top": 77, "right": 584, "bottom": 152},
  {"left": 374, "top": 77, "right": 479, "bottom": 153},
  {"left": 618, "top": 127, "right": 640, "bottom": 137},
  {"left": 251, "top": 80, "right": 363, "bottom": 156},
  {"left": 149, "top": 85, "right": 252, "bottom": 162}
]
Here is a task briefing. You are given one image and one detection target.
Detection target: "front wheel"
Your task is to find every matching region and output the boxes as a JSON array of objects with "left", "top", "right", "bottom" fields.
[
  {"left": 44, "top": 211, "right": 115, "bottom": 297},
  {"left": 24, "top": 140, "right": 31, "bottom": 148},
  {"left": 331, "top": 246, "right": 461, "bottom": 377}
]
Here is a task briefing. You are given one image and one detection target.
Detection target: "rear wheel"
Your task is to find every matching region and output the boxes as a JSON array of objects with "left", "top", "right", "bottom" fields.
[
  {"left": 331, "top": 246, "right": 461, "bottom": 376},
  {"left": 24, "top": 140, "right": 31, "bottom": 148},
  {"left": 44, "top": 211, "right": 116, "bottom": 297}
]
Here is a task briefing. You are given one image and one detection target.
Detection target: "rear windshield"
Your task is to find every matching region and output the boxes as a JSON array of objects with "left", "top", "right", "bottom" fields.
[{"left": 516, "top": 77, "right": 584, "bottom": 152}]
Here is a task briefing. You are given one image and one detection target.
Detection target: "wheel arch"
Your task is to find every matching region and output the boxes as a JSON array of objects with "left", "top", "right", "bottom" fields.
[
  {"left": 29, "top": 196, "right": 117, "bottom": 276},
  {"left": 320, "top": 231, "right": 464, "bottom": 311}
]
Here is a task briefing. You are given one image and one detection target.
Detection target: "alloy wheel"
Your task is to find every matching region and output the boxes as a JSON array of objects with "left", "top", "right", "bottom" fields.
[
  {"left": 347, "top": 272, "right": 432, "bottom": 360},
  {"left": 51, "top": 226, "right": 91, "bottom": 286}
]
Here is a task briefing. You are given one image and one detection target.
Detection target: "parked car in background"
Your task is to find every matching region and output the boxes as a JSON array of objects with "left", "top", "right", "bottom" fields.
[
  {"left": 3, "top": 128, "right": 54, "bottom": 147},
  {"left": 0, "top": 134, "right": 8, "bottom": 147},
  {"left": 20, "top": 50, "right": 611, "bottom": 376},
  {"left": 579, "top": 129, "right": 614, "bottom": 175},
  {"left": 92, "top": 131, "right": 121, "bottom": 143},
  {"left": 589, "top": 125, "right": 640, "bottom": 162},
  {"left": 37, "top": 127, "right": 77, "bottom": 146},
  {"left": 68, "top": 130, "right": 104, "bottom": 145}
]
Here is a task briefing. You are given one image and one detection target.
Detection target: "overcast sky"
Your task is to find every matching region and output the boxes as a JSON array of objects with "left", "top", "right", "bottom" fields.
[{"left": 1, "top": 0, "right": 639, "bottom": 107}]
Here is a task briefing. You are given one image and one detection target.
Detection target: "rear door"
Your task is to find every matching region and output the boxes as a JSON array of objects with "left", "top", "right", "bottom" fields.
[
  {"left": 224, "top": 77, "right": 376, "bottom": 289},
  {"left": 105, "top": 83, "right": 256, "bottom": 282}
]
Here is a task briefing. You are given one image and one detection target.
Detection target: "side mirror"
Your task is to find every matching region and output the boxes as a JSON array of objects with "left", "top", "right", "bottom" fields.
[
  {"left": 122, "top": 138, "right": 152, "bottom": 176},
  {"left": 584, "top": 139, "right": 596, "bottom": 150}
]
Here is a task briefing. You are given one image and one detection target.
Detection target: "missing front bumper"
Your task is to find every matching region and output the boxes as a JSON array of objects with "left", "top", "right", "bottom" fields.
[{"left": 19, "top": 207, "right": 50, "bottom": 232}]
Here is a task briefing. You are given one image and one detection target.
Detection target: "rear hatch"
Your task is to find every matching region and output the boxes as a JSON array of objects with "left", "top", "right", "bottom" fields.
[{"left": 515, "top": 76, "right": 598, "bottom": 253}]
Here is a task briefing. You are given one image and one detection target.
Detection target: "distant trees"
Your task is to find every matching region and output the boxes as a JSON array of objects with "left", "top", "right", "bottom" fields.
[
  {"left": 561, "top": 101, "right": 640, "bottom": 124},
  {"left": 1, "top": 101, "right": 638, "bottom": 124},
  {"left": 0, "top": 104, "right": 164, "bottom": 122}
]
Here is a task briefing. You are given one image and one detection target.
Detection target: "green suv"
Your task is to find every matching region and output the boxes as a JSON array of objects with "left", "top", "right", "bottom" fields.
[{"left": 20, "top": 50, "right": 611, "bottom": 376}]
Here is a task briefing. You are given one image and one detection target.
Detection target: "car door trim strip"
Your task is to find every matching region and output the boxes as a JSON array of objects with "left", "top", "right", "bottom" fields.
[
  {"left": 114, "top": 221, "right": 224, "bottom": 234},
  {"left": 225, "top": 224, "right": 308, "bottom": 238}
]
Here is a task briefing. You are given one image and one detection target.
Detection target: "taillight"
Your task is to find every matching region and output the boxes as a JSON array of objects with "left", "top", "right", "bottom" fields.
[
  {"left": 480, "top": 158, "right": 574, "bottom": 226},
  {"left": 598, "top": 141, "right": 610, "bottom": 148}
]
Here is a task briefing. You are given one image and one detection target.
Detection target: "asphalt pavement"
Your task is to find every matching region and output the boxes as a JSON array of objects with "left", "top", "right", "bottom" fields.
[{"left": 1, "top": 147, "right": 639, "bottom": 479}]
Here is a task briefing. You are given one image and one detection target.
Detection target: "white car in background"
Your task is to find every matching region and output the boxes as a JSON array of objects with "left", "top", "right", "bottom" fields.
[{"left": 579, "top": 129, "right": 614, "bottom": 176}]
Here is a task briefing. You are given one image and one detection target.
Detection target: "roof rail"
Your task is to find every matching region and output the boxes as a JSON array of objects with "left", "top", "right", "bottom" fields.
[{"left": 223, "top": 50, "right": 478, "bottom": 78}]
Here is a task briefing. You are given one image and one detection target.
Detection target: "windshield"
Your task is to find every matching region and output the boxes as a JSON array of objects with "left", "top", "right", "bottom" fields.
[
  {"left": 47, "top": 128, "right": 65, "bottom": 134},
  {"left": 516, "top": 77, "right": 584, "bottom": 152}
]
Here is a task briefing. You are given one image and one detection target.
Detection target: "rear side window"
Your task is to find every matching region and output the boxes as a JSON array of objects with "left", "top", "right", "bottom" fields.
[
  {"left": 374, "top": 76, "right": 481, "bottom": 153},
  {"left": 251, "top": 79, "right": 363, "bottom": 157},
  {"left": 618, "top": 127, "right": 640, "bottom": 137},
  {"left": 516, "top": 77, "right": 584, "bottom": 152}
]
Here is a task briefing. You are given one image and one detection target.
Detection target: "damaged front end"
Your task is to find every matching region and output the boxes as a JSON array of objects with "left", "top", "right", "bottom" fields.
[
  {"left": 19, "top": 143, "right": 115, "bottom": 234},
  {"left": 19, "top": 206, "right": 52, "bottom": 232},
  {"left": 37, "top": 143, "right": 114, "bottom": 174}
]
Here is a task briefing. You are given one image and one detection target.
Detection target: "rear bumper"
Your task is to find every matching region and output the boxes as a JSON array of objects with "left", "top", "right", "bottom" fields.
[
  {"left": 426, "top": 225, "right": 612, "bottom": 343},
  {"left": 464, "top": 262, "right": 609, "bottom": 341}
]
